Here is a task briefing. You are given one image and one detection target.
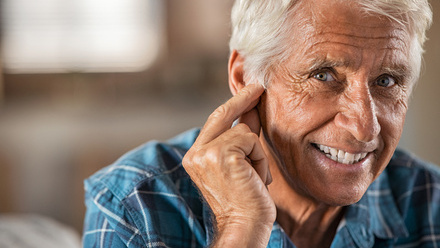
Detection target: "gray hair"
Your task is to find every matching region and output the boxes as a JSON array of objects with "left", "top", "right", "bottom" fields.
[{"left": 229, "top": 0, "right": 433, "bottom": 87}]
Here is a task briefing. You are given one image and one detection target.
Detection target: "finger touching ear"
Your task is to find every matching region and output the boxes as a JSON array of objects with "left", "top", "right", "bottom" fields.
[{"left": 228, "top": 50, "right": 246, "bottom": 96}]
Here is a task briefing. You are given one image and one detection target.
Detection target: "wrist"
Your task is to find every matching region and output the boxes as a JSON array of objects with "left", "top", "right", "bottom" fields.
[{"left": 211, "top": 216, "right": 274, "bottom": 248}]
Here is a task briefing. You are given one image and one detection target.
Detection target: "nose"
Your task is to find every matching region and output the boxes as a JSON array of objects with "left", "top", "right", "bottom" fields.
[{"left": 334, "top": 83, "right": 381, "bottom": 143}]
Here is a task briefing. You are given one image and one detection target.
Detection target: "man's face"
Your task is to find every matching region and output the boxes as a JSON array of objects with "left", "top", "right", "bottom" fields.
[{"left": 260, "top": 0, "right": 416, "bottom": 206}]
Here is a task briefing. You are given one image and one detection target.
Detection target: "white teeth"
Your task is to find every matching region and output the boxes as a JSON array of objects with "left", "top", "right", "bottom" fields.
[
  {"left": 337, "top": 150, "right": 344, "bottom": 163},
  {"left": 330, "top": 148, "right": 338, "bottom": 157},
  {"left": 345, "top": 153, "right": 354, "bottom": 161},
  {"left": 338, "top": 150, "right": 345, "bottom": 159},
  {"left": 343, "top": 153, "right": 355, "bottom": 165},
  {"left": 316, "top": 144, "right": 369, "bottom": 165}
]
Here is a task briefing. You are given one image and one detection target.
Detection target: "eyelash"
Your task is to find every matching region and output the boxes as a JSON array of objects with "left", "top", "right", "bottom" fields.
[
  {"left": 310, "top": 69, "right": 401, "bottom": 87},
  {"left": 310, "top": 68, "right": 337, "bottom": 82},
  {"left": 375, "top": 74, "right": 398, "bottom": 88}
]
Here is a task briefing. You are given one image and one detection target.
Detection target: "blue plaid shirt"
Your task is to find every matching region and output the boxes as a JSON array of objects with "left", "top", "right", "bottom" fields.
[{"left": 83, "top": 128, "right": 440, "bottom": 247}]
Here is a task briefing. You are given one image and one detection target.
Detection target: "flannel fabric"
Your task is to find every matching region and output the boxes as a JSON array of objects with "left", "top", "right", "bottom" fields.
[{"left": 83, "top": 128, "right": 440, "bottom": 248}]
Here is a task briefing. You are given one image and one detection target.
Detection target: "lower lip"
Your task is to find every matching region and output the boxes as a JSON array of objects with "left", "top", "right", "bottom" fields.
[{"left": 311, "top": 145, "right": 370, "bottom": 172}]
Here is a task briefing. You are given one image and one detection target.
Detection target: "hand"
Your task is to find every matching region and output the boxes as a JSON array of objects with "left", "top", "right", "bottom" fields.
[{"left": 182, "top": 84, "right": 276, "bottom": 247}]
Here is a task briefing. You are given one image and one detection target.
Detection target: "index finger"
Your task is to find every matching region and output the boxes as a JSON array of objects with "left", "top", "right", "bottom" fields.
[{"left": 196, "top": 83, "right": 265, "bottom": 145}]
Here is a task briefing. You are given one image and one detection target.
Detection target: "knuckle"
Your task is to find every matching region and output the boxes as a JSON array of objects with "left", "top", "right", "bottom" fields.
[
  {"left": 182, "top": 148, "right": 209, "bottom": 179},
  {"left": 204, "top": 148, "right": 222, "bottom": 164},
  {"left": 209, "top": 97, "right": 241, "bottom": 123},
  {"left": 184, "top": 146, "right": 222, "bottom": 169},
  {"left": 183, "top": 147, "right": 203, "bottom": 166},
  {"left": 182, "top": 153, "right": 192, "bottom": 168},
  {"left": 238, "top": 87, "right": 252, "bottom": 98},
  {"left": 209, "top": 105, "right": 230, "bottom": 121},
  {"left": 225, "top": 154, "right": 243, "bottom": 166}
]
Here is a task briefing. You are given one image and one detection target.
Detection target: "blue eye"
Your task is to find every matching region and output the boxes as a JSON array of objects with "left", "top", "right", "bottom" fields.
[
  {"left": 376, "top": 75, "right": 396, "bottom": 87},
  {"left": 313, "top": 71, "right": 335, "bottom": 82}
]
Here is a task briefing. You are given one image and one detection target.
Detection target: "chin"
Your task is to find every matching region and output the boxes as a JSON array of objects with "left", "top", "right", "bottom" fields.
[
  {"left": 310, "top": 181, "right": 370, "bottom": 206},
  {"left": 307, "top": 193, "right": 365, "bottom": 207},
  {"left": 324, "top": 192, "right": 365, "bottom": 206}
]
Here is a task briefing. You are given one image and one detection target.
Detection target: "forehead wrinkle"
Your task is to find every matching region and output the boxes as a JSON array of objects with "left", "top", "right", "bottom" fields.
[
  {"left": 309, "top": 20, "right": 411, "bottom": 50},
  {"left": 317, "top": 28, "right": 406, "bottom": 40},
  {"left": 316, "top": 19, "right": 407, "bottom": 34},
  {"left": 308, "top": 41, "right": 371, "bottom": 51},
  {"left": 285, "top": 0, "right": 413, "bottom": 79},
  {"left": 309, "top": 33, "right": 408, "bottom": 51},
  {"left": 301, "top": 33, "right": 409, "bottom": 71}
]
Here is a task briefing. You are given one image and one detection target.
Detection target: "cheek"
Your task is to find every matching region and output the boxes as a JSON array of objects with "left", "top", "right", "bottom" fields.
[
  {"left": 377, "top": 96, "right": 408, "bottom": 143},
  {"left": 259, "top": 84, "right": 309, "bottom": 141},
  {"left": 261, "top": 82, "right": 339, "bottom": 139},
  {"left": 258, "top": 81, "right": 340, "bottom": 162},
  {"left": 373, "top": 97, "right": 408, "bottom": 178}
]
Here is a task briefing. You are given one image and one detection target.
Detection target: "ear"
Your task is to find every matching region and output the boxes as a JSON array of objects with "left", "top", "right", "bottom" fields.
[{"left": 228, "top": 50, "right": 246, "bottom": 96}]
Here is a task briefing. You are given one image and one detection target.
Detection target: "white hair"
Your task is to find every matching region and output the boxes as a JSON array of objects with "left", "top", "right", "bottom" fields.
[{"left": 229, "top": 0, "right": 433, "bottom": 87}]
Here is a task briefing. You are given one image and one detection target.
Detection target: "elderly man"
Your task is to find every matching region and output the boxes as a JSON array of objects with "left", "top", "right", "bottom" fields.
[{"left": 83, "top": 0, "right": 439, "bottom": 247}]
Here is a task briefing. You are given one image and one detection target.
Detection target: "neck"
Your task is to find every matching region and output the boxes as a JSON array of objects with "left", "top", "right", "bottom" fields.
[{"left": 272, "top": 187, "right": 345, "bottom": 247}]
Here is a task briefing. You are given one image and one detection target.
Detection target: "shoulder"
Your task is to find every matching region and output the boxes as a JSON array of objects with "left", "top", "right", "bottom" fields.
[
  {"left": 386, "top": 148, "right": 440, "bottom": 196},
  {"left": 85, "top": 128, "right": 201, "bottom": 200},
  {"left": 384, "top": 148, "right": 440, "bottom": 244},
  {"left": 388, "top": 148, "right": 440, "bottom": 175},
  {"left": 385, "top": 148, "right": 440, "bottom": 207},
  {"left": 83, "top": 128, "right": 209, "bottom": 247}
]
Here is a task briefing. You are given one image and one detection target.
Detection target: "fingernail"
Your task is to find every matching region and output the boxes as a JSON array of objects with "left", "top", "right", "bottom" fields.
[{"left": 266, "top": 170, "right": 273, "bottom": 185}]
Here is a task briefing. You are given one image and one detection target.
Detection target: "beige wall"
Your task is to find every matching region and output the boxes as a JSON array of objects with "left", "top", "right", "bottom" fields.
[
  {"left": 0, "top": 0, "right": 235, "bottom": 234},
  {"left": 399, "top": 0, "right": 440, "bottom": 165}
]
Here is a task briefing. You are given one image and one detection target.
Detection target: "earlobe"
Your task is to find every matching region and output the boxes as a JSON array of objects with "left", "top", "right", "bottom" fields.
[{"left": 228, "top": 50, "right": 246, "bottom": 96}]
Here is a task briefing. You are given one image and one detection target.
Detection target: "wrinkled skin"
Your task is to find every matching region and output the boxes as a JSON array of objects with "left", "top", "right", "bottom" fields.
[
  {"left": 260, "top": 0, "right": 415, "bottom": 209},
  {"left": 183, "top": 0, "right": 417, "bottom": 247}
]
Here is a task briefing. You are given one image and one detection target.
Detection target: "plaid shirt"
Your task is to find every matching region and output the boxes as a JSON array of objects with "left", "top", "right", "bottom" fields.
[{"left": 83, "top": 128, "right": 440, "bottom": 248}]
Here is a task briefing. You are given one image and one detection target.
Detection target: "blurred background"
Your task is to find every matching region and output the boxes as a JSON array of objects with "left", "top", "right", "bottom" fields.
[{"left": 0, "top": 0, "right": 438, "bottom": 245}]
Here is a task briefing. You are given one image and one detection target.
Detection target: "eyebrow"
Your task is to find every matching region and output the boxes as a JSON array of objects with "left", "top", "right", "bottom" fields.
[
  {"left": 305, "top": 56, "right": 413, "bottom": 81},
  {"left": 381, "top": 63, "right": 413, "bottom": 81},
  {"left": 306, "top": 56, "right": 352, "bottom": 72}
]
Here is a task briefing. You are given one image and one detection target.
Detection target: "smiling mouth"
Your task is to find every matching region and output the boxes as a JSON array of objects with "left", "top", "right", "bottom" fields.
[{"left": 312, "top": 143, "right": 368, "bottom": 165}]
